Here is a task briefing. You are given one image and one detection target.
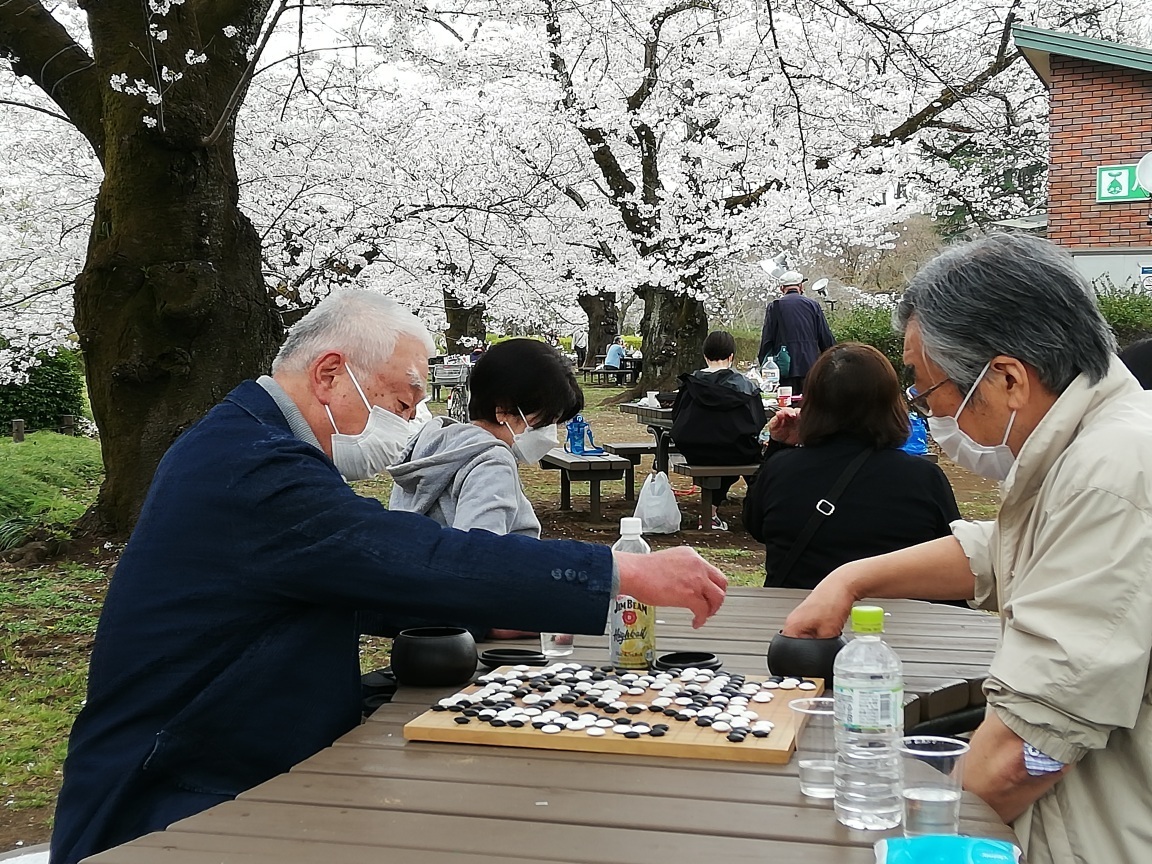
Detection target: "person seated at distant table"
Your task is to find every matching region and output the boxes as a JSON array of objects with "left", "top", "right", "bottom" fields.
[
  {"left": 671, "top": 331, "right": 766, "bottom": 530},
  {"left": 743, "top": 342, "right": 961, "bottom": 589},
  {"left": 603, "top": 336, "right": 627, "bottom": 369}
]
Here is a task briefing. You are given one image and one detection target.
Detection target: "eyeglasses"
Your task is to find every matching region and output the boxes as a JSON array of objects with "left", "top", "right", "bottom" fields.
[{"left": 905, "top": 379, "right": 950, "bottom": 417}]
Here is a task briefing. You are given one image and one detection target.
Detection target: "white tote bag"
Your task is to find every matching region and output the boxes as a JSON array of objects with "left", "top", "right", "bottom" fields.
[{"left": 633, "top": 471, "right": 682, "bottom": 534}]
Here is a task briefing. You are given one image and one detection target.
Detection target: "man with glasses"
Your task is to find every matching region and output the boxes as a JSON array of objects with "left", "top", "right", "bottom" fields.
[{"left": 784, "top": 234, "right": 1152, "bottom": 864}]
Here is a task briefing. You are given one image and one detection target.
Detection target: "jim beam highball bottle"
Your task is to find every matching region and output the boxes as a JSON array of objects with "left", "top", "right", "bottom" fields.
[{"left": 609, "top": 517, "right": 656, "bottom": 669}]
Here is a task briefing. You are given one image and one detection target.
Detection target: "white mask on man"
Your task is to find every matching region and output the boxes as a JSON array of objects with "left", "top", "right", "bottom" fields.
[
  {"left": 325, "top": 365, "right": 411, "bottom": 480},
  {"left": 504, "top": 409, "right": 558, "bottom": 465},
  {"left": 927, "top": 362, "right": 1017, "bottom": 482}
]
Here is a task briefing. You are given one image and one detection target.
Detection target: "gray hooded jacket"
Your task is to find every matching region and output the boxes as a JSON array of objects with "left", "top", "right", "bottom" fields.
[{"left": 388, "top": 417, "right": 541, "bottom": 538}]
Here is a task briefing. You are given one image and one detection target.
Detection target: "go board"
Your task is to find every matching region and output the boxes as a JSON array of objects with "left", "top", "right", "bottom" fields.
[{"left": 404, "top": 663, "right": 823, "bottom": 764}]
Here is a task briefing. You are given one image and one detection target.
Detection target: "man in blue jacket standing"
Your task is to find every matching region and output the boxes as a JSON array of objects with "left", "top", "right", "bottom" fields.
[
  {"left": 49, "top": 291, "right": 727, "bottom": 864},
  {"left": 758, "top": 271, "right": 836, "bottom": 394}
]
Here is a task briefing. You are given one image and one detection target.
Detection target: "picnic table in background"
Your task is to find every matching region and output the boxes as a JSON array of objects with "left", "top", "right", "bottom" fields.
[{"left": 84, "top": 588, "right": 1012, "bottom": 864}]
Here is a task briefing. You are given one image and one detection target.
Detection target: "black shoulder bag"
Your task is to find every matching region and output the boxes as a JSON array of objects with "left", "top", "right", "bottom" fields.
[{"left": 764, "top": 448, "right": 874, "bottom": 588}]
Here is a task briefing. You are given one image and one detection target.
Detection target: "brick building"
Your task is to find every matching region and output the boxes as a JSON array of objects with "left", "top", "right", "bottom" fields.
[{"left": 1014, "top": 25, "right": 1152, "bottom": 289}]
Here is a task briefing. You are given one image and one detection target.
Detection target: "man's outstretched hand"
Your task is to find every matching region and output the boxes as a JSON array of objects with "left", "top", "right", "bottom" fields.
[{"left": 614, "top": 547, "right": 728, "bottom": 628}]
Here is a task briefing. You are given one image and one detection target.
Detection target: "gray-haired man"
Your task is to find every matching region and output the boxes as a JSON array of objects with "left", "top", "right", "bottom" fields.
[{"left": 784, "top": 234, "right": 1152, "bottom": 864}]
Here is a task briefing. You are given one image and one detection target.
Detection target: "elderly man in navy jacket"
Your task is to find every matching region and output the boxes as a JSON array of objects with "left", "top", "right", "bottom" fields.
[
  {"left": 50, "top": 291, "right": 727, "bottom": 864},
  {"left": 758, "top": 271, "right": 836, "bottom": 394}
]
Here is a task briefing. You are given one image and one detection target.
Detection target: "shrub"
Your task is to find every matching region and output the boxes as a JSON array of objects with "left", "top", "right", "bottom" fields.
[
  {"left": 0, "top": 431, "right": 103, "bottom": 548},
  {"left": 1096, "top": 290, "right": 1152, "bottom": 349},
  {"left": 0, "top": 349, "right": 86, "bottom": 433},
  {"left": 828, "top": 305, "right": 905, "bottom": 377}
]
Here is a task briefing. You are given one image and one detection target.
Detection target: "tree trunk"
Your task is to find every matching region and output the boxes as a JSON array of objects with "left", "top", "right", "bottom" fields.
[
  {"left": 443, "top": 289, "right": 486, "bottom": 355},
  {"left": 72, "top": 11, "right": 283, "bottom": 536},
  {"left": 636, "top": 284, "right": 708, "bottom": 391},
  {"left": 578, "top": 290, "right": 619, "bottom": 367}
]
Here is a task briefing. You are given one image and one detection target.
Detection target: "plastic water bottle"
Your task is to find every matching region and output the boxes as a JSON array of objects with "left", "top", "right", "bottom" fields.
[
  {"left": 760, "top": 355, "right": 780, "bottom": 395},
  {"left": 833, "top": 605, "right": 903, "bottom": 830},
  {"left": 609, "top": 517, "right": 655, "bottom": 669}
]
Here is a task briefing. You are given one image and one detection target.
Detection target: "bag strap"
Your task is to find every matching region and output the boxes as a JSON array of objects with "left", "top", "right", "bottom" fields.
[{"left": 765, "top": 447, "right": 874, "bottom": 588}]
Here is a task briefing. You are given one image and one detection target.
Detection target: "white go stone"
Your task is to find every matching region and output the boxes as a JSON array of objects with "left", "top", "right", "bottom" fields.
[
  {"left": 779, "top": 678, "right": 800, "bottom": 690},
  {"left": 541, "top": 724, "right": 562, "bottom": 734},
  {"left": 798, "top": 681, "right": 818, "bottom": 691},
  {"left": 762, "top": 680, "right": 780, "bottom": 689},
  {"left": 586, "top": 726, "right": 606, "bottom": 736},
  {"left": 652, "top": 697, "right": 673, "bottom": 708},
  {"left": 627, "top": 687, "right": 646, "bottom": 696},
  {"left": 752, "top": 691, "right": 774, "bottom": 703},
  {"left": 594, "top": 718, "right": 614, "bottom": 728},
  {"left": 711, "top": 721, "right": 732, "bottom": 733}
]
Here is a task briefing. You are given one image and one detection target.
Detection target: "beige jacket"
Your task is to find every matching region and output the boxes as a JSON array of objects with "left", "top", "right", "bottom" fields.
[{"left": 952, "top": 358, "right": 1152, "bottom": 864}]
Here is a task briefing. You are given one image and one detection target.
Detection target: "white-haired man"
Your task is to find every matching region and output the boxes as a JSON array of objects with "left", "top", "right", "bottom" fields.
[
  {"left": 757, "top": 270, "right": 835, "bottom": 395},
  {"left": 50, "top": 291, "right": 727, "bottom": 864}
]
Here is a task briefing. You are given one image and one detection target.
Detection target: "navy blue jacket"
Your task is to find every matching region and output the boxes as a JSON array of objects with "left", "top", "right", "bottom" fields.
[
  {"left": 50, "top": 382, "right": 613, "bottom": 864},
  {"left": 757, "top": 291, "right": 836, "bottom": 377}
]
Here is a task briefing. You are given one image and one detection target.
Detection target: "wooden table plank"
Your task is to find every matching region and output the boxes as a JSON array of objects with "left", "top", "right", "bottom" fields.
[{"left": 162, "top": 800, "right": 893, "bottom": 863}]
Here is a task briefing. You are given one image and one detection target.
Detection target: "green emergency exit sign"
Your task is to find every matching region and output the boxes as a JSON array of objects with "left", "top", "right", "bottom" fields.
[{"left": 1096, "top": 165, "right": 1150, "bottom": 202}]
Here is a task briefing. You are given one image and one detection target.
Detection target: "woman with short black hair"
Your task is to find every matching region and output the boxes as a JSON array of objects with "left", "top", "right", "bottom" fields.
[
  {"left": 743, "top": 342, "right": 960, "bottom": 589},
  {"left": 389, "top": 338, "right": 582, "bottom": 539}
]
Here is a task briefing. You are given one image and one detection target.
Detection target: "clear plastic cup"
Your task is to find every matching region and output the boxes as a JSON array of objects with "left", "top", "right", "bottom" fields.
[
  {"left": 789, "top": 697, "right": 836, "bottom": 798},
  {"left": 541, "top": 632, "right": 574, "bottom": 657},
  {"left": 899, "top": 736, "right": 970, "bottom": 836}
]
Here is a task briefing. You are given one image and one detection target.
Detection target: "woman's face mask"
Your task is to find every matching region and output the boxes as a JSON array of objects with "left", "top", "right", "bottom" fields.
[
  {"left": 325, "top": 365, "right": 411, "bottom": 480},
  {"left": 504, "top": 409, "right": 558, "bottom": 465},
  {"left": 926, "top": 362, "right": 1017, "bottom": 481}
]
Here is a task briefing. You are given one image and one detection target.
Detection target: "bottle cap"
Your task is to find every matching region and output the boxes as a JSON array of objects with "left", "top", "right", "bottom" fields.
[
  {"left": 850, "top": 605, "right": 885, "bottom": 634},
  {"left": 620, "top": 517, "right": 643, "bottom": 536}
]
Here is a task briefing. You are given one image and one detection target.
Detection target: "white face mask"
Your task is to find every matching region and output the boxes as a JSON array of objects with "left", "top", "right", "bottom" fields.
[
  {"left": 325, "top": 365, "right": 411, "bottom": 480},
  {"left": 505, "top": 409, "right": 558, "bottom": 465},
  {"left": 927, "top": 362, "right": 1017, "bottom": 481}
]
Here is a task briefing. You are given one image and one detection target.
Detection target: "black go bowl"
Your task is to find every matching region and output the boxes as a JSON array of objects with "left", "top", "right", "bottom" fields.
[
  {"left": 651, "top": 651, "right": 722, "bottom": 673},
  {"left": 391, "top": 626, "right": 478, "bottom": 687},
  {"left": 766, "top": 632, "right": 847, "bottom": 685}
]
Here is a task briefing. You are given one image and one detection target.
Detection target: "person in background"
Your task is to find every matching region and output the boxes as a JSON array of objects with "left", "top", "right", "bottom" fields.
[
  {"left": 603, "top": 335, "right": 627, "bottom": 369},
  {"left": 783, "top": 234, "right": 1152, "bottom": 864},
  {"left": 1119, "top": 336, "right": 1152, "bottom": 389},
  {"left": 468, "top": 341, "right": 487, "bottom": 364},
  {"left": 758, "top": 270, "right": 835, "bottom": 395},
  {"left": 49, "top": 291, "right": 727, "bottom": 864},
  {"left": 743, "top": 342, "right": 960, "bottom": 589},
  {"left": 671, "top": 331, "right": 766, "bottom": 530},
  {"left": 572, "top": 325, "right": 588, "bottom": 368}
]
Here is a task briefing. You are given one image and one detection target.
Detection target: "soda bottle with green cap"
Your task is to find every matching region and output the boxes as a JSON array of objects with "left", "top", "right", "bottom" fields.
[{"left": 832, "top": 605, "right": 904, "bottom": 830}]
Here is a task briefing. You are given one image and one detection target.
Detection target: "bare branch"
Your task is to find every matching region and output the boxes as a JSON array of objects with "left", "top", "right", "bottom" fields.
[
  {"left": 0, "top": 97, "right": 72, "bottom": 124},
  {"left": 626, "top": 0, "right": 716, "bottom": 113},
  {"left": 0, "top": 0, "right": 103, "bottom": 161}
]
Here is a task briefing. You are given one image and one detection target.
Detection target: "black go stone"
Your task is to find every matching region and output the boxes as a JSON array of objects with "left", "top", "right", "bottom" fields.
[
  {"left": 575, "top": 699, "right": 590, "bottom": 708},
  {"left": 649, "top": 728, "right": 666, "bottom": 737},
  {"left": 490, "top": 719, "right": 507, "bottom": 728},
  {"left": 663, "top": 708, "right": 679, "bottom": 717},
  {"left": 727, "top": 732, "right": 747, "bottom": 743},
  {"left": 604, "top": 705, "right": 620, "bottom": 714},
  {"left": 648, "top": 705, "right": 664, "bottom": 713},
  {"left": 624, "top": 730, "right": 642, "bottom": 739},
  {"left": 562, "top": 711, "right": 580, "bottom": 719},
  {"left": 512, "top": 689, "right": 528, "bottom": 698},
  {"left": 463, "top": 709, "right": 480, "bottom": 717},
  {"left": 448, "top": 704, "right": 465, "bottom": 712},
  {"left": 695, "top": 717, "right": 713, "bottom": 727},
  {"left": 431, "top": 704, "right": 448, "bottom": 712},
  {"left": 509, "top": 719, "right": 526, "bottom": 728},
  {"left": 481, "top": 698, "right": 498, "bottom": 706},
  {"left": 752, "top": 729, "right": 770, "bottom": 738},
  {"left": 600, "top": 665, "right": 615, "bottom": 672},
  {"left": 531, "top": 721, "right": 548, "bottom": 729},
  {"left": 594, "top": 700, "right": 611, "bottom": 709},
  {"left": 626, "top": 706, "right": 644, "bottom": 715},
  {"left": 454, "top": 716, "right": 470, "bottom": 725},
  {"left": 653, "top": 723, "right": 670, "bottom": 731},
  {"left": 560, "top": 695, "right": 577, "bottom": 703}
]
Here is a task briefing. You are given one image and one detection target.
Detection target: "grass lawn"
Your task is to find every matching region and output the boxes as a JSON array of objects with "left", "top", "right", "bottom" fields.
[{"left": 0, "top": 387, "right": 1000, "bottom": 852}]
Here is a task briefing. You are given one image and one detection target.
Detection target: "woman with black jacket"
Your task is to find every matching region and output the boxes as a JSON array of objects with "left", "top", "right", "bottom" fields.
[{"left": 743, "top": 342, "right": 960, "bottom": 589}]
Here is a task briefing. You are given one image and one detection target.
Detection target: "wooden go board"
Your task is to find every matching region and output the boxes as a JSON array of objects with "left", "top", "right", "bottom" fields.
[{"left": 404, "top": 663, "right": 823, "bottom": 764}]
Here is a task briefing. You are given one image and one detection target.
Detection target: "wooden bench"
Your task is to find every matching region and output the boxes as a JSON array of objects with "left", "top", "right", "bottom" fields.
[
  {"left": 538, "top": 449, "right": 630, "bottom": 521},
  {"left": 602, "top": 441, "right": 680, "bottom": 499},
  {"left": 672, "top": 461, "right": 762, "bottom": 528}
]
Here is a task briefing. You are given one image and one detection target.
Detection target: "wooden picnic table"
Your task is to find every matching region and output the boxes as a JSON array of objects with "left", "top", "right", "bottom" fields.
[
  {"left": 86, "top": 587, "right": 1011, "bottom": 864},
  {"left": 619, "top": 401, "right": 675, "bottom": 472}
]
